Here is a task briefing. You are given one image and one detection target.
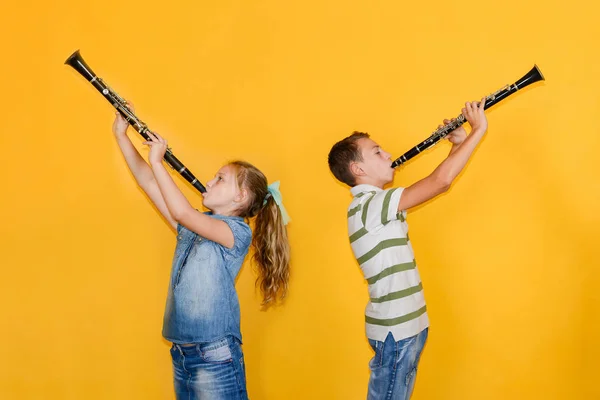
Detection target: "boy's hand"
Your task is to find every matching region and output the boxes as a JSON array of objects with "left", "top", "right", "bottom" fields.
[
  {"left": 462, "top": 97, "right": 488, "bottom": 133},
  {"left": 440, "top": 118, "right": 467, "bottom": 145}
]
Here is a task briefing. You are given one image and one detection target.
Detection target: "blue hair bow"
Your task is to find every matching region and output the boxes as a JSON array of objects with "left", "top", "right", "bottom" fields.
[{"left": 263, "top": 181, "right": 290, "bottom": 225}]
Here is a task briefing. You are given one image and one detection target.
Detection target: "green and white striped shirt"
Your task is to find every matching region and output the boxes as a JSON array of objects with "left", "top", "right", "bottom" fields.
[{"left": 348, "top": 184, "right": 429, "bottom": 342}]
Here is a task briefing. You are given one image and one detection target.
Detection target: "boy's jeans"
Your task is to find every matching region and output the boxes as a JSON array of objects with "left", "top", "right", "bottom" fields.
[{"left": 367, "top": 328, "right": 428, "bottom": 400}]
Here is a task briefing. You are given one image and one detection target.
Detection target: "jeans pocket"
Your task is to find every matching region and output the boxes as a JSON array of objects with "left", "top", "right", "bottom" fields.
[
  {"left": 368, "top": 339, "right": 383, "bottom": 370},
  {"left": 201, "top": 339, "right": 233, "bottom": 364}
]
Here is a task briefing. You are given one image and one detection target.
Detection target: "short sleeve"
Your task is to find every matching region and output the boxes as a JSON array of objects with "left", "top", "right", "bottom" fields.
[
  {"left": 360, "top": 187, "right": 404, "bottom": 232},
  {"left": 220, "top": 218, "right": 252, "bottom": 259}
]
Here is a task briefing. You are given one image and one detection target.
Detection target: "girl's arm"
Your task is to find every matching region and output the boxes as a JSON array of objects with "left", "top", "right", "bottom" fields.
[
  {"left": 144, "top": 132, "right": 235, "bottom": 248},
  {"left": 112, "top": 109, "right": 177, "bottom": 230}
]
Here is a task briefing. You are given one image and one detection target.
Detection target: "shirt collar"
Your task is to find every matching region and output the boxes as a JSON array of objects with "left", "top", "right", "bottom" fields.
[
  {"left": 205, "top": 211, "right": 245, "bottom": 221},
  {"left": 350, "top": 184, "right": 383, "bottom": 197}
]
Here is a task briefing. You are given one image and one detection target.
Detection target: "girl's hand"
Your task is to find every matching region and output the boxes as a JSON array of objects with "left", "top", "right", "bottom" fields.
[
  {"left": 143, "top": 131, "right": 168, "bottom": 166},
  {"left": 112, "top": 102, "right": 134, "bottom": 138}
]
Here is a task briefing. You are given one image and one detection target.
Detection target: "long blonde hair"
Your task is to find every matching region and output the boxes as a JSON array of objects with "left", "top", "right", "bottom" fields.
[{"left": 229, "top": 161, "right": 290, "bottom": 308}]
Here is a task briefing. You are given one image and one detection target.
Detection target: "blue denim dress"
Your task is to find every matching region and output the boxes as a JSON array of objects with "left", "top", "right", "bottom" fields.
[{"left": 162, "top": 213, "right": 252, "bottom": 344}]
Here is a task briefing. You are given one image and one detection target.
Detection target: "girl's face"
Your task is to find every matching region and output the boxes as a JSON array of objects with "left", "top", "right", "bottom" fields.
[{"left": 202, "top": 165, "right": 245, "bottom": 214}]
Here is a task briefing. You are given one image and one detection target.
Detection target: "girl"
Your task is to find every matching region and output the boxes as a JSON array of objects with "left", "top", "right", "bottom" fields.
[{"left": 112, "top": 106, "right": 291, "bottom": 399}]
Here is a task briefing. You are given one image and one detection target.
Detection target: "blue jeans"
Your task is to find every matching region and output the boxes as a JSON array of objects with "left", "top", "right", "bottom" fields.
[
  {"left": 367, "top": 328, "right": 429, "bottom": 400},
  {"left": 170, "top": 336, "right": 248, "bottom": 400}
]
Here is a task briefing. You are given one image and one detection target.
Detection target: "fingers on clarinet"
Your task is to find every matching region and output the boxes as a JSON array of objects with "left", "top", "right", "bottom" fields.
[{"left": 443, "top": 119, "right": 450, "bottom": 125}]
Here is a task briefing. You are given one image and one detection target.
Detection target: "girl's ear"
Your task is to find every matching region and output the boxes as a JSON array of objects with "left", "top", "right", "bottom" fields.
[{"left": 234, "top": 187, "right": 249, "bottom": 204}]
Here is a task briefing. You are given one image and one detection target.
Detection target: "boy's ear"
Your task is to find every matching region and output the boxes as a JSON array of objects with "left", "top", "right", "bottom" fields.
[{"left": 350, "top": 162, "right": 366, "bottom": 178}]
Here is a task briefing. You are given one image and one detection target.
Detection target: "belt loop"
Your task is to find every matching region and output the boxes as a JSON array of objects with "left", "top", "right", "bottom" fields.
[{"left": 174, "top": 343, "right": 183, "bottom": 356}]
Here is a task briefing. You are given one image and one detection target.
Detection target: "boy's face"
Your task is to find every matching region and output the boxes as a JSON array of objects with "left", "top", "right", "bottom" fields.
[{"left": 354, "top": 138, "right": 395, "bottom": 187}]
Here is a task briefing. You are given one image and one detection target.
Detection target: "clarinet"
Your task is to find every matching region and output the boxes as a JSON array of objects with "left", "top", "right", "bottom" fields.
[
  {"left": 64, "top": 50, "right": 206, "bottom": 193},
  {"left": 390, "top": 65, "right": 545, "bottom": 168}
]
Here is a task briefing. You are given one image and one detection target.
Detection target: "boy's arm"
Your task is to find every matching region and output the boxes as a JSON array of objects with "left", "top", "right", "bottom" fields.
[{"left": 397, "top": 99, "right": 488, "bottom": 212}]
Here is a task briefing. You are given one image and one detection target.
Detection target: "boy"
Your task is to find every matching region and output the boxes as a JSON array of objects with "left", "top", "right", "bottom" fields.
[{"left": 327, "top": 99, "right": 487, "bottom": 399}]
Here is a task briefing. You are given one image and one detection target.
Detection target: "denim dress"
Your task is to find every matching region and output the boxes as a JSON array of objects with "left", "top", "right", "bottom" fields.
[
  {"left": 162, "top": 212, "right": 252, "bottom": 344},
  {"left": 163, "top": 213, "right": 252, "bottom": 399}
]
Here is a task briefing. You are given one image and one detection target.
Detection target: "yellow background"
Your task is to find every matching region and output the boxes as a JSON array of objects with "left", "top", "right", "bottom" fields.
[{"left": 1, "top": 0, "right": 599, "bottom": 399}]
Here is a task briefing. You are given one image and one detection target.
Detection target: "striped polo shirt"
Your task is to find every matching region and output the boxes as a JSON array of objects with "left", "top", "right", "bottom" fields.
[{"left": 348, "top": 184, "right": 429, "bottom": 342}]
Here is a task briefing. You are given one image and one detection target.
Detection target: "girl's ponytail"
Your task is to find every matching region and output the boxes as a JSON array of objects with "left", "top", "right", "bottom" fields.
[{"left": 230, "top": 161, "right": 291, "bottom": 308}]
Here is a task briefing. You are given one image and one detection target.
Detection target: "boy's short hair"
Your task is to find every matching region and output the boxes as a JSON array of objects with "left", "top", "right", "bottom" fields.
[{"left": 328, "top": 131, "right": 370, "bottom": 187}]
